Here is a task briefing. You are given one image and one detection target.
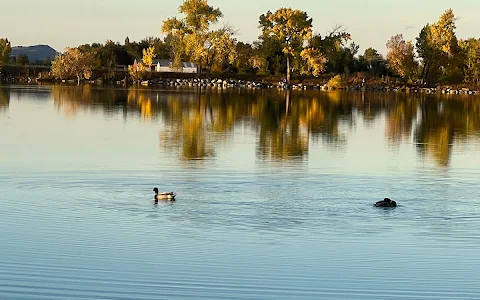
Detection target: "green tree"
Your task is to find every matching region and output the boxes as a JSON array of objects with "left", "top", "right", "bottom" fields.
[
  {"left": 460, "top": 38, "right": 480, "bottom": 86},
  {"left": 308, "top": 27, "right": 353, "bottom": 73},
  {"left": 140, "top": 37, "right": 169, "bottom": 59},
  {"left": 234, "top": 42, "right": 254, "bottom": 73},
  {"left": 358, "top": 48, "right": 387, "bottom": 75},
  {"left": 253, "top": 36, "right": 284, "bottom": 75},
  {"left": 16, "top": 54, "right": 29, "bottom": 66},
  {"left": 259, "top": 8, "right": 314, "bottom": 83},
  {"left": 416, "top": 24, "right": 440, "bottom": 83},
  {"left": 416, "top": 9, "right": 463, "bottom": 83},
  {"left": 0, "top": 38, "right": 11, "bottom": 65}
]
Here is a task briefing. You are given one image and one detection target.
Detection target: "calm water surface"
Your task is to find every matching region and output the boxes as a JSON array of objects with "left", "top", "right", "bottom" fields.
[{"left": 1, "top": 84, "right": 480, "bottom": 299}]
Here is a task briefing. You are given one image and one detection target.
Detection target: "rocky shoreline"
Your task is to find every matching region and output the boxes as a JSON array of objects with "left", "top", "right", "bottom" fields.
[
  {"left": 2, "top": 75, "right": 479, "bottom": 95},
  {"left": 136, "top": 78, "right": 480, "bottom": 95}
]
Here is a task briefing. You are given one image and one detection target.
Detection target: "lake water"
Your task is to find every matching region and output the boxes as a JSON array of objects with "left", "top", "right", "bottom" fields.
[{"left": 1, "top": 84, "right": 480, "bottom": 299}]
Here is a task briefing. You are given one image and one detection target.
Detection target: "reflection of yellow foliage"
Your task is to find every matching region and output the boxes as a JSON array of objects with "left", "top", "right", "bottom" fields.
[
  {"left": 327, "top": 91, "right": 342, "bottom": 103},
  {"left": 423, "top": 125, "right": 452, "bottom": 167},
  {"left": 141, "top": 100, "right": 152, "bottom": 119},
  {"left": 52, "top": 85, "right": 80, "bottom": 117},
  {"left": 160, "top": 94, "right": 216, "bottom": 160},
  {"left": 259, "top": 124, "right": 309, "bottom": 160},
  {"left": 412, "top": 95, "right": 480, "bottom": 167},
  {"left": 46, "top": 86, "right": 480, "bottom": 166},
  {"left": 0, "top": 87, "right": 10, "bottom": 113},
  {"left": 127, "top": 89, "right": 153, "bottom": 120},
  {"left": 182, "top": 112, "right": 212, "bottom": 159},
  {"left": 300, "top": 99, "right": 325, "bottom": 130},
  {"left": 386, "top": 100, "right": 416, "bottom": 144}
]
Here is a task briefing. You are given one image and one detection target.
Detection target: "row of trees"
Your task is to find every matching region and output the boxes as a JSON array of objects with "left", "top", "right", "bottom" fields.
[
  {"left": 387, "top": 9, "right": 480, "bottom": 86},
  {"left": 7, "top": 1, "right": 479, "bottom": 86},
  {"left": 46, "top": 1, "right": 380, "bottom": 84}
]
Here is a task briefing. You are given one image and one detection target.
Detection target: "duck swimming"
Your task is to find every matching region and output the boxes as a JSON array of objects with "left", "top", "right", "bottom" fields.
[
  {"left": 153, "top": 187, "right": 176, "bottom": 201},
  {"left": 375, "top": 198, "right": 397, "bottom": 208}
]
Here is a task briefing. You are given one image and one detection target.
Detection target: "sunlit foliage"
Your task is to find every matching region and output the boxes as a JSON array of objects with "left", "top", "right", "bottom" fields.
[
  {"left": 0, "top": 38, "right": 11, "bottom": 65},
  {"left": 259, "top": 8, "right": 315, "bottom": 82},
  {"left": 162, "top": 0, "right": 236, "bottom": 75},
  {"left": 416, "top": 9, "right": 463, "bottom": 84},
  {"left": 386, "top": 34, "right": 418, "bottom": 80},
  {"left": 51, "top": 48, "right": 96, "bottom": 84}
]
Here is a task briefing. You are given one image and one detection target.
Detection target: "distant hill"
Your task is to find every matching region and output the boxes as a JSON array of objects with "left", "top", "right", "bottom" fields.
[{"left": 11, "top": 45, "right": 58, "bottom": 64}]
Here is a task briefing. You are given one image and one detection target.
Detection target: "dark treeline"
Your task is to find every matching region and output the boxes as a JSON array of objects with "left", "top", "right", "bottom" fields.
[{"left": 1, "top": 1, "right": 479, "bottom": 87}]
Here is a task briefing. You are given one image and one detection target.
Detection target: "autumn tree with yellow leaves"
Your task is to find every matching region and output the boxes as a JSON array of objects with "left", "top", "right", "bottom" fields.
[
  {"left": 128, "top": 46, "right": 156, "bottom": 82},
  {"left": 0, "top": 38, "right": 11, "bottom": 65},
  {"left": 259, "top": 8, "right": 327, "bottom": 83},
  {"left": 162, "top": 0, "right": 236, "bottom": 75},
  {"left": 386, "top": 34, "right": 418, "bottom": 80},
  {"left": 51, "top": 48, "right": 96, "bottom": 84},
  {"left": 38, "top": 5, "right": 480, "bottom": 87}
]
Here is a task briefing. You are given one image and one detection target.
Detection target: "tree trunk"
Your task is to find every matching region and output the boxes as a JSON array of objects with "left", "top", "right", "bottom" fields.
[
  {"left": 285, "top": 89, "right": 291, "bottom": 115},
  {"left": 422, "top": 61, "right": 430, "bottom": 84},
  {"left": 206, "top": 66, "right": 211, "bottom": 78},
  {"left": 77, "top": 74, "right": 80, "bottom": 85},
  {"left": 286, "top": 55, "right": 291, "bottom": 84}
]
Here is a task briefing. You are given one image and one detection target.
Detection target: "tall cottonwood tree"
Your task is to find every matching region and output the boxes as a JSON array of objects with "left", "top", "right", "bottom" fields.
[
  {"left": 386, "top": 34, "right": 418, "bottom": 80},
  {"left": 416, "top": 9, "right": 463, "bottom": 83},
  {"left": 162, "top": 0, "right": 236, "bottom": 75},
  {"left": 259, "top": 8, "right": 326, "bottom": 83}
]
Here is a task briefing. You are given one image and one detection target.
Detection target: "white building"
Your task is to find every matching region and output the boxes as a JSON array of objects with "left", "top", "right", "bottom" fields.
[{"left": 134, "top": 59, "right": 197, "bottom": 74}]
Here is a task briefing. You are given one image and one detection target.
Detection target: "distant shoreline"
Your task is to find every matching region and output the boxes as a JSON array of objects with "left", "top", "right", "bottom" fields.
[{"left": 1, "top": 69, "right": 479, "bottom": 96}]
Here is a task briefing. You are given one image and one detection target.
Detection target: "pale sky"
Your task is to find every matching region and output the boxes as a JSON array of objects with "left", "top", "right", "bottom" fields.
[{"left": 1, "top": 0, "right": 479, "bottom": 55}]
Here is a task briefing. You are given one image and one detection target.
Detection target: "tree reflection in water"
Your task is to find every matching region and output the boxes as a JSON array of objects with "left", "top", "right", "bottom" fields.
[
  {"left": 49, "top": 84, "right": 480, "bottom": 167},
  {"left": 0, "top": 86, "right": 10, "bottom": 114}
]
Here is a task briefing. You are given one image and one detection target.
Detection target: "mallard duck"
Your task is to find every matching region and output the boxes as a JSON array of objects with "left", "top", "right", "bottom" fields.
[
  {"left": 153, "top": 187, "right": 176, "bottom": 201},
  {"left": 375, "top": 198, "right": 397, "bottom": 208}
]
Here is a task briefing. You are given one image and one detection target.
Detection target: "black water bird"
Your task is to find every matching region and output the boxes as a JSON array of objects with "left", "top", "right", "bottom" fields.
[{"left": 375, "top": 198, "right": 397, "bottom": 208}]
